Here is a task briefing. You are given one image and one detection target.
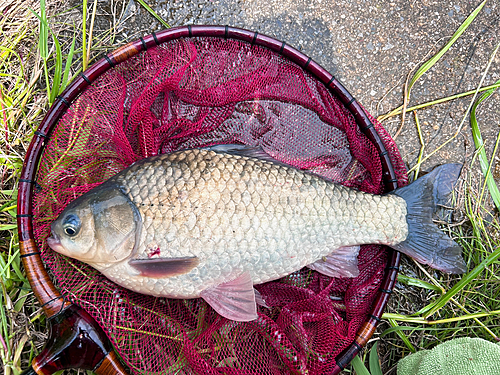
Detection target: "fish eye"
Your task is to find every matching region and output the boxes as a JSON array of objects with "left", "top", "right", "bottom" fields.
[{"left": 62, "top": 214, "right": 81, "bottom": 237}]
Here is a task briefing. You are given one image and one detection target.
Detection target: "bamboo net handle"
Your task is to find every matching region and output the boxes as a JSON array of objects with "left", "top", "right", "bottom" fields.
[{"left": 22, "top": 305, "right": 129, "bottom": 375}]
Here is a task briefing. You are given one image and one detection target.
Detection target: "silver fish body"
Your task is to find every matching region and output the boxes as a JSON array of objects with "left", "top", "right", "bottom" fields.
[
  {"left": 110, "top": 148, "right": 407, "bottom": 294},
  {"left": 48, "top": 146, "right": 465, "bottom": 321}
]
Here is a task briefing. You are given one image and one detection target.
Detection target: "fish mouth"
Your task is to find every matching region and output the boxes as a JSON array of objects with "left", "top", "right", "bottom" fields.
[{"left": 46, "top": 232, "right": 65, "bottom": 254}]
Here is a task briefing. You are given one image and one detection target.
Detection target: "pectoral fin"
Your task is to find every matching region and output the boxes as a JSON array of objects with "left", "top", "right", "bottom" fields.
[
  {"left": 128, "top": 257, "right": 199, "bottom": 278},
  {"left": 307, "top": 245, "right": 360, "bottom": 278},
  {"left": 200, "top": 272, "right": 258, "bottom": 321}
]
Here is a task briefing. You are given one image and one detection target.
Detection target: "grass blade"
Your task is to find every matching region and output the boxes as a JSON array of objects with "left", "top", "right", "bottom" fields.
[
  {"left": 377, "top": 82, "right": 500, "bottom": 121},
  {"left": 0, "top": 285, "right": 11, "bottom": 358},
  {"left": 407, "top": 40, "right": 500, "bottom": 173},
  {"left": 136, "top": 0, "right": 171, "bottom": 28},
  {"left": 29, "top": 7, "right": 68, "bottom": 104},
  {"left": 423, "top": 245, "right": 500, "bottom": 318},
  {"left": 384, "top": 310, "right": 500, "bottom": 325},
  {"left": 38, "top": 0, "right": 48, "bottom": 60},
  {"left": 407, "top": 0, "right": 486, "bottom": 92},
  {"left": 0, "top": 250, "right": 20, "bottom": 279},
  {"left": 0, "top": 224, "right": 17, "bottom": 230},
  {"left": 383, "top": 313, "right": 426, "bottom": 324},
  {"left": 428, "top": 310, "right": 500, "bottom": 325},
  {"left": 351, "top": 355, "right": 371, "bottom": 375},
  {"left": 387, "top": 318, "right": 416, "bottom": 353},
  {"left": 369, "top": 342, "right": 383, "bottom": 375},
  {"left": 412, "top": 110, "right": 425, "bottom": 180},
  {"left": 83, "top": 0, "right": 88, "bottom": 70},
  {"left": 86, "top": 0, "right": 98, "bottom": 69},
  {"left": 470, "top": 78, "right": 500, "bottom": 210},
  {"left": 381, "top": 326, "right": 423, "bottom": 336},
  {"left": 35, "top": 0, "right": 51, "bottom": 100},
  {"left": 49, "top": 31, "right": 63, "bottom": 104},
  {"left": 61, "top": 35, "right": 76, "bottom": 91},
  {"left": 12, "top": 334, "right": 29, "bottom": 373},
  {"left": 390, "top": 0, "right": 486, "bottom": 139},
  {"left": 397, "top": 274, "right": 443, "bottom": 292}
]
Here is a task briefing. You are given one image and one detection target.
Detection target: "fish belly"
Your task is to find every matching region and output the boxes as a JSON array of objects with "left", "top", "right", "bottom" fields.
[{"left": 107, "top": 149, "right": 408, "bottom": 298}]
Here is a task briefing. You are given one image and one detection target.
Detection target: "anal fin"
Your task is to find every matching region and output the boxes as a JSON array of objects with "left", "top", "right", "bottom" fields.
[
  {"left": 254, "top": 288, "right": 269, "bottom": 308},
  {"left": 200, "top": 272, "right": 258, "bottom": 321},
  {"left": 307, "top": 245, "right": 360, "bottom": 278}
]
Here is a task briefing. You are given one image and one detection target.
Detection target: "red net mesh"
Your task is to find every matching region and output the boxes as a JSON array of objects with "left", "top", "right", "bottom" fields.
[{"left": 33, "top": 37, "right": 407, "bottom": 374}]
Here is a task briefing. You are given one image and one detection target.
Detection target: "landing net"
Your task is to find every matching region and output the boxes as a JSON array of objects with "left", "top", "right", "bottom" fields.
[{"left": 33, "top": 36, "right": 407, "bottom": 374}]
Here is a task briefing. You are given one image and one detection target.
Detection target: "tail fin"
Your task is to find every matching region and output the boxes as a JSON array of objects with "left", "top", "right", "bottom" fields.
[{"left": 391, "top": 164, "right": 466, "bottom": 274}]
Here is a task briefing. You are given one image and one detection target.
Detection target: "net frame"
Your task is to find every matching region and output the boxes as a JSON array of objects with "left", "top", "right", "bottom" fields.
[{"left": 17, "top": 25, "right": 402, "bottom": 374}]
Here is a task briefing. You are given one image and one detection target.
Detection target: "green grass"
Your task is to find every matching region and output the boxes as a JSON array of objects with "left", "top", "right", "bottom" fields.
[
  {"left": 0, "top": 0, "right": 171, "bottom": 372},
  {"left": 0, "top": 1, "right": 57, "bottom": 373},
  {"left": 0, "top": 0, "right": 109, "bottom": 372},
  {"left": 361, "top": 187, "right": 500, "bottom": 372},
  {"left": 136, "top": 0, "right": 171, "bottom": 28},
  {"left": 351, "top": 171, "right": 500, "bottom": 374},
  {"left": 1, "top": 0, "right": 499, "bottom": 374},
  {"left": 352, "top": 2, "right": 500, "bottom": 373}
]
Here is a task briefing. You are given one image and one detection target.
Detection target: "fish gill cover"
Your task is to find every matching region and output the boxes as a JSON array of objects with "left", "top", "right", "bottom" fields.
[{"left": 32, "top": 37, "right": 407, "bottom": 374}]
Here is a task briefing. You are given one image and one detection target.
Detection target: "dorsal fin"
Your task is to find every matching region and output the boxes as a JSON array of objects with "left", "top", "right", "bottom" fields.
[{"left": 202, "top": 144, "right": 292, "bottom": 168}]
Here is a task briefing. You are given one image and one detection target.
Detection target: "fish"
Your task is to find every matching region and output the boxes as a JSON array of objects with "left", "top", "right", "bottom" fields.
[{"left": 47, "top": 145, "right": 466, "bottom": 321}]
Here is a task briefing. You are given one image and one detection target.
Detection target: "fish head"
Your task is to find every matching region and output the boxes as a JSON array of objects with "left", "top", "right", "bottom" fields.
[
  {"left": 48, "top": 203, "right": 95, "bottom": 260},
  {"left": 47, "top": 186, "right": 141, "bottom": 266}
]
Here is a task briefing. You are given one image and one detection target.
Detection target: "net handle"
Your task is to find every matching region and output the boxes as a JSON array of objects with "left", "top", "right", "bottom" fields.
[
  {"left": 17, "top": 25, "right": 401, "bottom": 374},
  {"left": 20, "top": 305, "right": 129, "bottom": 375}
]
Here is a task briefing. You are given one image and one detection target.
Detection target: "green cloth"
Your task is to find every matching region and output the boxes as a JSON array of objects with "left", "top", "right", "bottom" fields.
[{"left": 397, "top": 337, "right": 500, "bottom": 375}]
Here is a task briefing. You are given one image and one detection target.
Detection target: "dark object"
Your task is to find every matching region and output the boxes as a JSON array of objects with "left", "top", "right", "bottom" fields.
[
  {"left": 18, "top": 25, "right": 405, "bottom": 374},
  {"left": 20, "top": 305, "right": 127, "bottom": 375}
]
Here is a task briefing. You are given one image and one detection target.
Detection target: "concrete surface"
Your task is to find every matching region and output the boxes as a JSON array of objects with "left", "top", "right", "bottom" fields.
[{"left": 87, "top": 0, "right": 500, "bottom": 173}]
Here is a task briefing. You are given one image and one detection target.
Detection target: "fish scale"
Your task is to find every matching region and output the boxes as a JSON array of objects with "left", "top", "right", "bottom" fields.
[
  {"left": 47, "top": 153, "right": 466, "bottom": 320},
  {"left": 106, "top": 148, "right": 408, "bottom": 298}
]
